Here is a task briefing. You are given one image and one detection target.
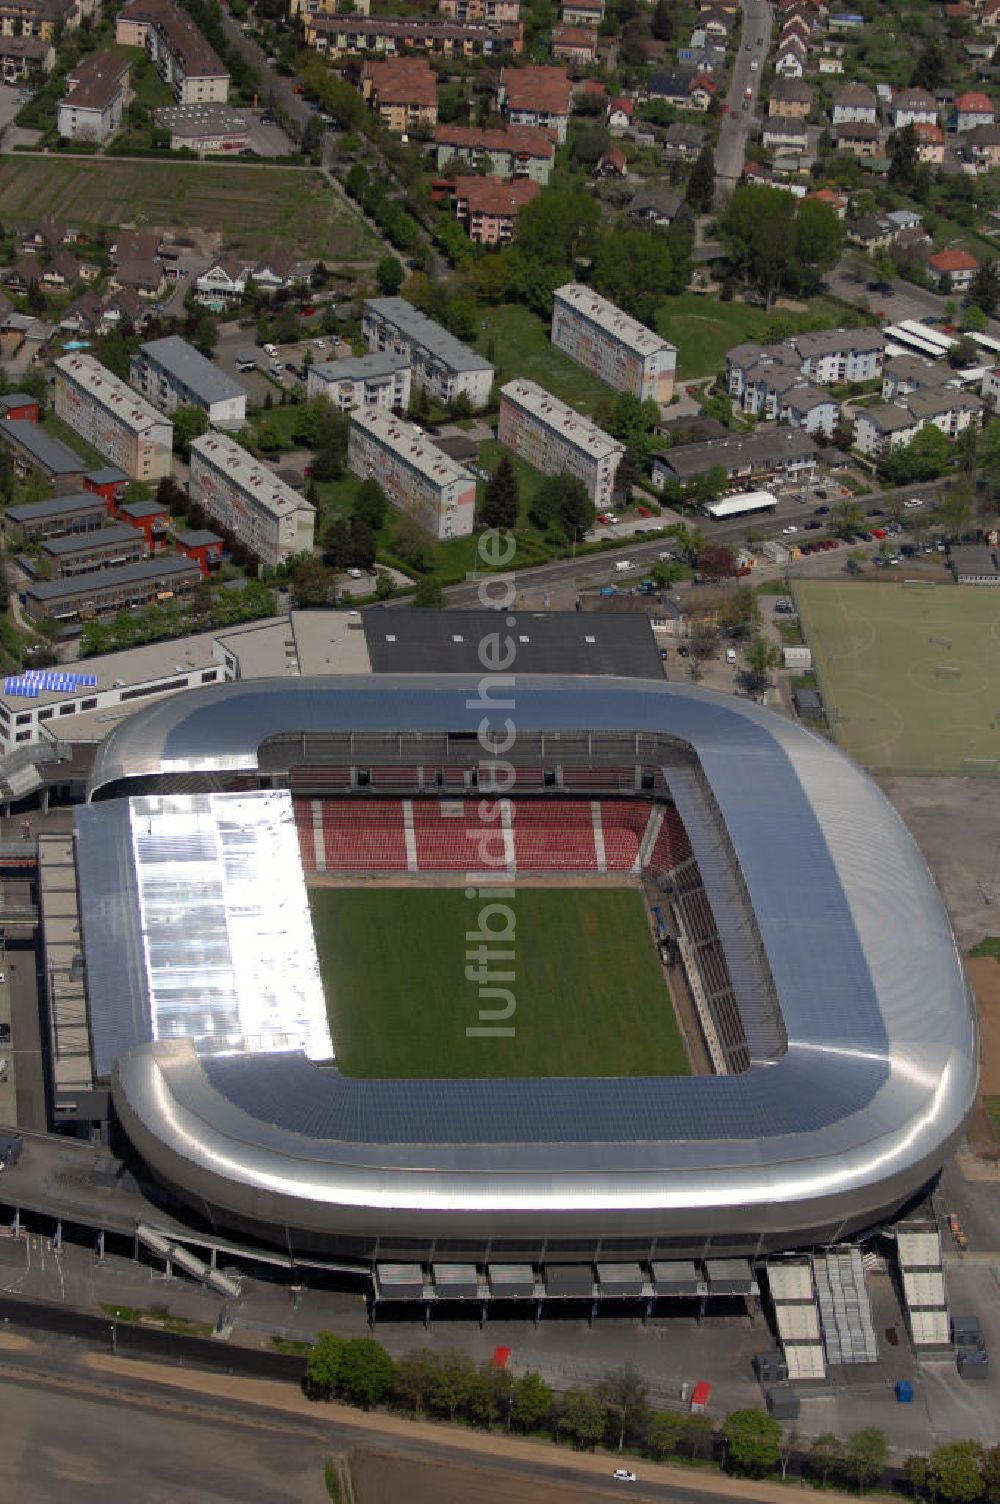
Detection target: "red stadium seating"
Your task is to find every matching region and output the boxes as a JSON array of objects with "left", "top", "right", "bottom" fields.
[
  {"left": 509, "top": 801, "right": 598, "bottom": 871},
  {"left": 412, "top": 800, "right": 506, "bottom": 873},
  {"left": 295, "top": 800, "right": 316, "bottom": 872},
  {"left": 320, "top": 800, "right": 408, "bottom": 871},
  {"left": 600, "top": 802, "right": 652, "bottom": 871},
  {"left": 647, "top": 806, "right": 693, "bottom": 877}
]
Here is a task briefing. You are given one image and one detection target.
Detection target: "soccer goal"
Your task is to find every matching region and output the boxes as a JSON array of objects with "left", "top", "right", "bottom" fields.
[{"left": 935, "top": 666, "right": 961, "bottom": 679}]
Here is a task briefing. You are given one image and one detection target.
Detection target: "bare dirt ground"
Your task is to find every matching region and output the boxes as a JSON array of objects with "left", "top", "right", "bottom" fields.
[
  {"left": 350, "top": 1447, "right": 637, "bottom": 1504},
  {"left": 966, "top": 955, "right": 1000, "bottom": 1157}
]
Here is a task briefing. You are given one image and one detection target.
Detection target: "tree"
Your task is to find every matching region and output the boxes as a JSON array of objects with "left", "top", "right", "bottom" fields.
[
  {"left": 556, "top": 1388, "right": 607, "bottom": 1450},
  {"left": 391, "top": 514, "right": 437, "bottom": 573},
  {"left": 324, "top": 514, "right": 352, "bottom": 569},
  {"left": 376, "top": 255, "right": 405, "bottom": 296},
  {"left": 879, "top": 425, "right": 952, "bottom": 485},
  {"left": 981, "top": 1444, "right": 1000, "bottom": 1504},
  {"left": 337, "top": 1337, "right": 393, "bottom": 1410},
  {"left": 290, "top": 557, "right": 336, "bottom": 607},
  {"left": 171, "top": 403, "right": 208, "bottom": 458},
  {"left": 511, "top": 1371, "right": 553, "bottom": 1433},
  {"left": 668, "top": 522, "right": 706, "bottom": 565},
  {"left": 515, "top": 189, "right": 601, "bottom": 267},
  {"left": 413, "top": 575, "right": 444, "bottom": 608},
  {"left": 529, "top": 471, "right": 595, "bottom": 541},
  {"left": 689, "top": 621, "right": 720, "bottom": 664},
  {"left": 392, "top": 1351, "right": 433, "bottom": 1414},
  {"left": 961, "top": 302, "right": 987, "bottom": 333},
  {"left": 374, "top": 569, "right": 395, "bottom": 601},
  {"left": 903, "top": 1453, "right": 930, "bottom": 1500},
  {"left": 741, "top": 633, "right": 780, "bottom": 692},
  {"left": 950, "top": 335, "right": 979, "bottom": 368},
  {"left": 683, "top": 1414, "right": 716, "bottom": 1460},
  {"left": 307, "top": 1331, "right": 346, "bottom": 1398},
  {"left": 686, "top": 144, "right": 716, "bottom": 213},
  {"left": 594, "top": 1365, "right": 649, "bottom": 1452},
  {"left": 650, "top": 558, "right": 686, "bottom": 588},
  {"left": 888, "top": 124, "right": 918, "bottom": 188},
  {"left": 467, "top": 1363, "right": 512, "bottom": 1429},
  {"left": 615, "top": 448, "right": 641, "bottom": 503},
  {"left": 936, "top": 483, "right": 974, "bottom": 540},
  {"left": 913, "top": 39, "right": 946, "bottom": 90},
  {"left": 718, "top": 184, "right": 796, "bottom": 304},
  {"left": 645, "top": 1410, "right": 685, "bottom": 1461},
  {"left": 723, "top": 1409, "right": 781, "bottom": 1479},
  {"left": 928, "top": 1442, "right": 985, "bottom": 1504},
  {"left": 349, "top": 512, "right": 377, "bottom": 570},
  {"left": 592, "top": 226, "right": 689, "bottom": 323},
  {"left": 792, "top": 198, "right": 845, "bottom": 285},
  {"left": 354, "top": 477, "right": 389, "bottom": 531},
  {"left": 480, "top": 455, "right": 519, "bottom": 530},
  {"left": 423, "top": 1350, "right": 476, "bottom": 1420},
  {"left": 720, "top": 584, "right": 760, "bottom": 638},
  {"left": 699, "top": 543, "right": 738, "bottom": 581},
  {"left": 844, "top": 1429, "right": 889, "bottom": 1495},
  {"left": 970, "top": 260, "right": 1000, "bottom": 315},
  {"left": 833, "top": 499, "right": 865, "bottom": 537}
]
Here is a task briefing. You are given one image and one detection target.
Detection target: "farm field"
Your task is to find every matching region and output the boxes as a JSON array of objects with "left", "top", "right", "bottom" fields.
[
  {"left": 0, "top": 155, "right": 380, "bottom": 259},
  {"left": 308, "top": 884, "right": 688, "bottom": 1079},
  {"left": 794, "top": 580, "right": 1000, "bottom": 775}
]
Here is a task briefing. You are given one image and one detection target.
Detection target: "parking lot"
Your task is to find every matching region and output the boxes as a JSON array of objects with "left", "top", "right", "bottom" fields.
[{"left": 213, "top": 322, "right": 345, "bottom": 405}]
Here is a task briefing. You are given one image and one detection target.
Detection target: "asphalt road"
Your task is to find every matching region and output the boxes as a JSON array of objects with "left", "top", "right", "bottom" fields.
[
  {"left": 715, "top": 0, "right": 772, "bottom": 198},
  {"left": 826, "top": 260, "right": 1000, "bottom": 342}
]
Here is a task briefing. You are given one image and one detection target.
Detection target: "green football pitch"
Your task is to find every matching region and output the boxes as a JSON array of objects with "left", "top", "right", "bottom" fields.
[
  {"left": 308, "top": 885, "right": 689, "bottom": 1079},
  {"left": 794, "top": 580, "right": 1000, "bottom": 776}
]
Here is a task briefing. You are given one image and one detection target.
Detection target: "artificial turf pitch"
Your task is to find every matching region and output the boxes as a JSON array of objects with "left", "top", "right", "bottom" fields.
[{"left": 308, "top": 886, "right": 689, "bottom": 1079}]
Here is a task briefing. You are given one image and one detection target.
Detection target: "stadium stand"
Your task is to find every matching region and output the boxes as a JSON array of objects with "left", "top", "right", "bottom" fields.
[{"left": 319, "top": 800, "right": 409, "bottom": 871}]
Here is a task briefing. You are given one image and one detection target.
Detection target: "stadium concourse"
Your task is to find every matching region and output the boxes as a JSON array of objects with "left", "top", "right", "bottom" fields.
[{"left": 0, "top": 611, "right": 977, "bottom": 1326}]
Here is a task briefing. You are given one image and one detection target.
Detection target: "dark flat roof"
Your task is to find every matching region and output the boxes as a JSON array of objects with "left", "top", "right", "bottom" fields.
[
  {"left": 363, "top": 609, "right": 663, "bottom": 678},
  {"left": 41, "top": 523, "right": 143, "bottom": 557},
  {"left": 26, "top": 555, "right": 200, "bottom": 602},
  {"left": 6, "top": 492, "right": 106, "bottom": 524},
  {"left": 86, "top": 467, "right": 129, "bottom": 485},
  {"left": 175, "top": 528, "right": 223, "bottom": 547},
  {"left": 0, "top": 419, "right": 86, "bottom": 476}
]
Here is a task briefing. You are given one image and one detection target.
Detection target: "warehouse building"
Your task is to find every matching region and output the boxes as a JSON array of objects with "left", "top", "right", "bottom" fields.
[
  {"left": 40, "top": 522, "right": 148, "bottom": 578},
  {"left": 348, "top": 407, "right": 476, "bottom": 539},
  {"left": 5, "top": 492, "right": 108, "bottom": 543},
  {"left": 130, "top": 336, "right": 248, "bottom": 427},
  {"left": 54, "top": 353, "right": 173, "bottom": 481},
  {"left": 362, "top": 297, "right": 494, "bottom": 409},
  {"left": 551, "top": 284, "right": 677, "bottom": 404},
  {"left": 306, "top": 352, "right": 411, "bottom": 414},
  {"left": 189, "top": 432, "right": 315, "bottom": 567},
  {"left": 498, "top": 377, "right": 624, "bottom": 507},
  {"left": 23, "top": 554, "right": 201, "bottom": 622}
]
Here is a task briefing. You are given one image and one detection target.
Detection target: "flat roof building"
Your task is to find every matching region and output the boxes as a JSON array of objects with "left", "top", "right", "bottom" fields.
[
  {"left": 347, "top": 407, "right": 476, "bottom": 539},
  {"left": 498, "top": 377, "right": 624, "bottom": 507},
  {"left": 0, "top": 417, "right": 88, "bottom": 484},
  {"left": 54, "top": 352, "right": 173, "bottom": 481},
  {"left": 40, "top": 521, "right": 148, "bottom": 577},
  {"left": 951, "top": 544, "right": 1000, "bottom": 584},
  {"left": 306, "top": 351, "right": 411, "bottom": 414},
  {"left": 129, "top": 336, "right": 248, "bottom": 427},
  {"left": 652, "top": 425, "right": 819, "bottom": 487},
  {"left": 362, "top": 297, "right": 494, "bottom": 410},
  {"left": 189, "top": 431, "right": 315, "bottom": 567},
  {"left": 153, "top": 102, "right": 249, "bottom": 153},
  {"left": 552, "top": 283, "right": 677, "bottom": 404},
  {"left": 23, "top": 554, "right": 201, "bottom": 623},
  {"left": 5, "top": 491, "right": 108, "bottom": 542}
]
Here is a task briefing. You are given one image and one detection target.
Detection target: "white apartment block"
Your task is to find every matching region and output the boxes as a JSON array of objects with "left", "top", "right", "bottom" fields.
[
  {"left": 54, "top": 352, "right": 172, "bottom": 481},
  {"left": 347, "top": 408, "right": 476, "bottom": 540},
  {"left": 130, "top": 335, "right": 247, "bottom": 427},
  {"left": 362, "top": 297, "right": 494, "bottom": 409},
  {"left": 306, "top": 352, "right": 411, "bottom": 413},
  {"left": 190, "top": 432, "right": 315, "bottom": 567},
  {"left": 551, "top": 283, "right": 677, "bottom": 404},
  {"left": 498, "top": 378, "right": 624, "bottom": 507}
]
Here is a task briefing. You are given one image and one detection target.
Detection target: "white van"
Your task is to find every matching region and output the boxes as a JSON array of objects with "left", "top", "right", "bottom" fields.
[
  {"left": 725, "top": 647, "right": 737, "bottom": 665},
  {"left": 614, "top": 560, "right": 634, "bottom": 573},
  {"left": 263, "top": 343, "right": 278, "bottom": 358}
]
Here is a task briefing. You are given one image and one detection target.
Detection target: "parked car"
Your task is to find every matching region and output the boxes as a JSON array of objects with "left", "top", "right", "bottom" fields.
[
  {"left": 814, "top": 505, "right": 829, "bottom": 515},
  {"left": 904, "top": 497, "right": 924, "bottom": 509},
  {"left": 613, "top": 1470, "right": 638, "bottom": 1483},
  {"left": 781, "top": 524, "right": 798, "bottom": 535},
  {"left": 804, "top": 520, "right": 822, "bottom": 529}
]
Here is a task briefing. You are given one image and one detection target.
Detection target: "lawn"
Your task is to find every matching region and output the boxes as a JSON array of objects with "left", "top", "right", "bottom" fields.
[
  {"left": 308, "top": 885, "right": 689, "bottom": 1079},
  {"left": 654, "top": 292, "right": 853, "bottom": 380},
  {"left": 40, "top": 412, "right": 104, "bottom": 469},
  {"left": 473, "top": 304, "right": 615, "bottom": 414},
  {"left": 793, "top": 580, "right": 1000, "bottom": 775},
  {"left": 986, "top": 1097, "right": 1000, "bottom": 1145},
  {"left": 0, "top": 155, "right": 380, "bottom": 259}
]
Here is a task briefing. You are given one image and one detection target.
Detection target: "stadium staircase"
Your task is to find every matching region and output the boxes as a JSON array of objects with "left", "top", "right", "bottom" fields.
[
  {"left": 813, "top": 1246, "right": 879, "bottom": 1365},
  {"left": 765, "top": 1256, "right": 827, "bottom": 1380},
  {"left": 895, "top": 1220, "right": 951, "bottom": 1348}
]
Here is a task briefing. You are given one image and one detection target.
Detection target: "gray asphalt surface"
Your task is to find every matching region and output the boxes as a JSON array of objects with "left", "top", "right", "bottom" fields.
[{"left": 715, "top": 0, "right": 772, "bottom": 197}]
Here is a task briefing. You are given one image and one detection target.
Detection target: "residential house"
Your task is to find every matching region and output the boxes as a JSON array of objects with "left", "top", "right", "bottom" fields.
[
  {"left": 853, "top": 403, "right": 921, "bottom": 457},
  {"left": 499, "top": 64, "right": 571, "bottom": 142},
  {"left": 954, "top": 91, "right": 995, "bottom": 131},
  {"left": 651, "top": 425, "right": 819, "bottom": 489},
  {"left": 661, "top": 122, "right": 706, "bottom": 160},
  {"left": 0, "top": 35, "right": 54, "bottom": 83},
  {"left": 434, "top": 123, "right": 555, "bottom": 182},
  {"left": 59, "top": 288, "right": 103, "bottom": 335},
  {"left": 907, "top": 388, "right": 984, "bottom": 438},
  {"left": 195, "top": 254, "right": 247, "bottom": 307},
  {"left": 687, "top": 75, "right": 716, "bottom": 111},
  {"left": 21, "top": 219, "right": 74, "bottom": 255},
  {"left": 446, "top": 174, "right": 540, "bottom": 243},
  {"left": 438, "top": 0, "right": 519, "bottom": 17},
  {"left": 926, "top": 247, "right": 979, "bottom": 290},
  {"left": 967, "top": 122, "right": 1000, "bottom": 168},
  {"left": 768, "top": 79, "right": 812, "bottom": 118},
  {"left": 607, "top": 94, "right": 634, "bottom": 131},
  {"left": 774, "top": 35, "right": 807, "bottom": 76},
  {"left": 778, "top": 380, "right": 839, "bottom": 436},
  {"left": 982, "top": 0, "right": 1000, "bottom": 29},
  {"left": 803, "top": 187, "right": 848, "bottom": 218},
  {"left": 57, "top": 48, "right": 130, "bottom": 141},
  {"left": 829, "top": 10, "right": 865, "bottom": 28},
  {"left": 305, "top": 14, "right": 523, "bottom": 58},
  {"left": 982, "top": 367, "right": 1000, "bottom": 410},
  {"left": 647, "top": 70, "right": 697, "bottom": 107},
  {"left": 845, "top": 214, "right": 897, "bottom": 251},
  {"left": 818, "top": 53, "right": 845, "bottom": 74},
  {"left": 560, "top": 0, "right": 603, "bottom": 23},
  {"left": 110, "top": 229, "right": 159, "bottom": 264},
  {"left": 779, "top": 14, "right": 811, "bottom": 46},
  {"left": 3, "top": 255, "right": 41, "bottom": 294},
  {"left": 595, "top": 144, "right": 627, "bottom": 177},
  {"left": 836, "top": 121, "right": 880, "bottom": 156},
  {"left": 109, "top": 259, "right": 164, "bottom": 300},
  {"left": 762, "top": 115, "right": 808, "bottom": 152},
  {"left": 831, "top": 82, "right": 878, "bottom": 124},
  {"left": 551, "top": 24, "right": 597, "bottom": 62},
  {"left": 887, "top": 88, "right": 938, "bottom": 129},
  {"left": 883, "top": 355, "right": 951, "bottom": 402},
  {"left": 252, "top": 247, "right": 307, "bottom": 293},
  {"left": 627, "top": 183, "right": 691, "bottom": 227},
  {"left": 363, "top": 57, "right": 438, "bottom": 134},
  {"left": 964, "top": 38, "right": 996, "bottom": 67},
  {"left": 40, "top": 250, "right": 81, "bottom": 290},
  {"left": 913, "top": 121, "right": 945, "bottom": 164},
  {"left": 101, "top": 287, "right": 149, "bottom": 330}
]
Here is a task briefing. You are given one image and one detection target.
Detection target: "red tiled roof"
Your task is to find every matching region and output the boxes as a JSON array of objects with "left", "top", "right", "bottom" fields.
[
  {"left": 955, "top": 91, "right": 994, "bottom": 112},
  {"left": 913, "top": 121, "right": 944, "bottom": 143},
  {"left": 451, "top": 174, "right": 540, "bottom": 217},
  {"left": 434, "top": 122, "right": 555, "bottom": 157},
  {"left": 367, "top": 57, "right": 437, "bottom": 108},
  {"left": 552, "top": 24, "right": 597, "bottom": 48},
  {"left": 502, "top": 64, "right": 572, "bottom": 115},
  {"left": 599, "top": 145, "right": 627, "bottom": 170},
  {"left": 929, "top": 248, "right": 979, "bottom": 272},
  {"left": 608, "top": 94, "right": 634, "bottom": 117}
]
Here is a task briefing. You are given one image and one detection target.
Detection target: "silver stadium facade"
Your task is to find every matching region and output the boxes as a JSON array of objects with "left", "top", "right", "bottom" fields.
[{"left": 74, "top": 674, "right": 978, "bottom": 1267}]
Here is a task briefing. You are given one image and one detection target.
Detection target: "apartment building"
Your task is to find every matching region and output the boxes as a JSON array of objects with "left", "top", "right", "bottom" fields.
[
  {"left": 439, "top": 0, "right": 519, "bottom": 18},
  {"left": 116, "top": 0, "right": 229, "bottom": 103},
  {"left": 306, "top": 352, "right": 412, "bottom": 413},
  {"left": 651, "top": 426, "right": 819, "bottom": 489},
  {"left": 0, "top": 0, "right": 87, "bottom": 44},
  {"left": 362, "top": 297, "right": 494, "bottom": 408},
  {"left": 499, "top": 64, "right": 572, "bottom": 142},
  {"left": 561, "top": 0, "right": 603, "bottom": 24},
  {"left": 54, "top": 352, "right": 173, "bottom": 481},
  {"left": 551, "top": 283, "right": 677, "bottom": 404},
  {"left": 445, "top": 175, "right": 539, "bottom": 244},
  {"left": 129, "top": 335, "right": 248, "bottom": 426},
  {"left": 852, "top": 404, "right": 922, "bottom": 458},
  {"left": 4, "top": 491, "right": 107, "bottom": 543},
  {"left": 362, "top": 57, "right": 437, "bottom": 133},
  {"left": 347, "top": 408, "right": 476, "bottom": 539},
  {"left": 290, "top": 0, "right": 370, "bottom": 18},
  {"left": 306, "top": 13, "right": 522, "bottom": 56},
  {"left": 57, "top": 49, "right": 131, "bottom": 141},
  {"left": 551, "top": 24, "right": 597, "bottom": 61},
  {"left": 189, "top": 432, "right": 315, "bottom": 567},
  {"left": 498, "top": 378, "right": 624, "bottom": 507},
  {"left": 40, "top": 521, "right": 147, "bottom": 578},
  {"left": 434, "top": 122, "right": 555, "bottom": 182},
  {"left": 23, "top": 555, "right": 201, "bottom": 623}
]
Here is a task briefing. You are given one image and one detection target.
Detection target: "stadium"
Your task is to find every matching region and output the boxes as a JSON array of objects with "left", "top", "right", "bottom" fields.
[{"left": 63, "top": 667, "right": 977, "bottom": 1277}]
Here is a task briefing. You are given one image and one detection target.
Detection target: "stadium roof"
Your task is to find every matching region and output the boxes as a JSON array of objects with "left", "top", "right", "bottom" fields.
[
  {"left": 86, "top": 675, "right": 977, "bottom": 1248},
  {"left": 362, "top": 610, "right": 662, "bottom": 677}
]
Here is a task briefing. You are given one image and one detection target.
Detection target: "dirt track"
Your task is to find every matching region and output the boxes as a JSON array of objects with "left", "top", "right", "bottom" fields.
[{"left": 967, "top": 955, "right": 1000, "bottom": 1155}]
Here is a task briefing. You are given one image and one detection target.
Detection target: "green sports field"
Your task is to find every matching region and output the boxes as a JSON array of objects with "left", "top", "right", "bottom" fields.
[
  {"left": 308, "top": 886, "right": 689, "bottom": 1079},
  {"left": 794, "top": 580, "right": 1000, "bottom": 775}
]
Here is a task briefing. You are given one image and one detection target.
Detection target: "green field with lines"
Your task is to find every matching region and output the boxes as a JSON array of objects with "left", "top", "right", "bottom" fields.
[{"left": 308, "top": 885, "right": 689, "bottom": 1079}]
